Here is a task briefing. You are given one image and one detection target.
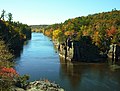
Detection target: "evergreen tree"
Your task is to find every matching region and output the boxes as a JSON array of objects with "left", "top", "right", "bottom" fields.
[
  {"left": 0, "top": 9, "right": 6, "bottom": 20},
  {"left": 8, "top": 13, "right": 13, "bottom": 22}
]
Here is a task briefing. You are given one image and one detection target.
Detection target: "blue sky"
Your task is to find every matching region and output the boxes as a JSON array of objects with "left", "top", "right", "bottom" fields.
[{"left": 0, "top": 0, "right": 120, "bottom": 25}]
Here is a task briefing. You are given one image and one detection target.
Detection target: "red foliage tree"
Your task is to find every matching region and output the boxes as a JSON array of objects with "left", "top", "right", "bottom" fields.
[
  {"left": 0, "top": 67, "right": 18, "bottom": 79},
  {"left": 106, "top": 26, "right": 117, "bottom": 37}
]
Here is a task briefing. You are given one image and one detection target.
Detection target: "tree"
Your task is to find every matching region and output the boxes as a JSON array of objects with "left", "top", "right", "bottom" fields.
[
  {"left": 8, "top": 13, "right": 13, "bottom": 22},
  {"left": 52, "top": 29, "right": 62, "bottom": 41},
  {"left": 0, "top": 9, "right": 6, "bottom": 20}
]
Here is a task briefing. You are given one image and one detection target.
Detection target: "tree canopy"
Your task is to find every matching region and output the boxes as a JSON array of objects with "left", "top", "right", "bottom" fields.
[{"left": 44, "top": 10, "right": 120, "bottom": 53}]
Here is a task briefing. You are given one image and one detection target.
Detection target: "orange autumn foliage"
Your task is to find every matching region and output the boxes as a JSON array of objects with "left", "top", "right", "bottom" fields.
[
  {"left": 106, "top": 26, "right": 117, "bottom": 37},
  {"left": 64, "top": 30, "right": 74, "bottom": 36}
]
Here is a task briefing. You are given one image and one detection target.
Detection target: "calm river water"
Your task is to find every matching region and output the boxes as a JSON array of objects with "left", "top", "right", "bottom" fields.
[{"left": 15, "top": 33, "right": 120, "bottom": 91}]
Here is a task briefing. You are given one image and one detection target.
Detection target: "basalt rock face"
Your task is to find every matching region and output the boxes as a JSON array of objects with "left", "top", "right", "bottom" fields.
[
  {"left": 72, "top": 37, "right": 101, "bottom": 62},
  {"left": 107, "top": 44, "right": 120, "bottom": 62},
  {"left": 72, "top": 36, "right": 102, "bottom": 62},
  {"left": 59, "top": 36, "right": 103, "bottom": 62}
]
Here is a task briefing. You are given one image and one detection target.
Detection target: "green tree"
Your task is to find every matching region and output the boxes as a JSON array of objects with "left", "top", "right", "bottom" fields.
[
  {"left": 0, "top": 9, "right": 6, "bottom": 20},
  {"left": 8, "top": 13, "right": 13, "bottom": 22}
]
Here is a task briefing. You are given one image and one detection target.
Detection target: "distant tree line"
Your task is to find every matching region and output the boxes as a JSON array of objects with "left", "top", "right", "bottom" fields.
[{"left": 30, "top": 25, "right": 48, "bottom": 33}]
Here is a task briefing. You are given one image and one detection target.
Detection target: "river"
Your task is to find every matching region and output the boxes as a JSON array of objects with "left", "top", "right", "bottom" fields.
[{"left": 15, "top": 33, "right": 120, "bottom": 91}]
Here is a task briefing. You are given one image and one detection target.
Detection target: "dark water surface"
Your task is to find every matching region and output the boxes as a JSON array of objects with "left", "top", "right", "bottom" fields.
[{"left": 15, "top": 33, "right": 120, "bottom": 91}]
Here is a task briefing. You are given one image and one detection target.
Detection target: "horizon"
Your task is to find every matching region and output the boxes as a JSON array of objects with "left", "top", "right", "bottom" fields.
[{"left": 0, "top": 0, "right": 120, "bottom": 25}]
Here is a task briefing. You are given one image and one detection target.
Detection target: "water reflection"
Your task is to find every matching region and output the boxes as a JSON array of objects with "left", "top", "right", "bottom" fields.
[
  {"left": 60, "top": 57, "right": 81, "bottom": 88},
  {"left": 60, "top": 57, "right": 120, "bottom": 91}
]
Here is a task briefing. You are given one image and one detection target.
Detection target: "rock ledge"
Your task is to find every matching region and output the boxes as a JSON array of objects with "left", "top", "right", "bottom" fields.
[{"left": 12, "top": 80, "right": 64, "bottom": 91}]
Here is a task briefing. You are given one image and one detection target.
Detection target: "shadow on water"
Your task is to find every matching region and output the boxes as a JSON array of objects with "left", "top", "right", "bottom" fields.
[
  {"left": 59, "top": 57, "right": 120, "bottom": 91},
  {"left": 14, "top": 40, "right": 31, "bottom": 60}
]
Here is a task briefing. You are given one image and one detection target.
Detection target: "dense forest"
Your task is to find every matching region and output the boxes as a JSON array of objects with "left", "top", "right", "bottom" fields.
[
  {"left": 44, "top": 9, "right": 120, "bottom": 56},
  {"left": 0, "top": 10, "right": 31, "bottom": 90}
]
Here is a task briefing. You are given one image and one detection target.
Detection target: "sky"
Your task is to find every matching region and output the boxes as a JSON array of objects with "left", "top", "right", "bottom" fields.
[{"left": 0, "top": 0, "right": 120, "bottom": 25}]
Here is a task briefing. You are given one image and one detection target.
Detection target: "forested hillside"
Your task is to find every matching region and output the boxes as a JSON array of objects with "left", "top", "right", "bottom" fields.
[
  {"left": 0, "top": 10, "right": 31, "bottom": 56},
  {"left": 45, "top": 9, "right": 120, "bottom": 53}
]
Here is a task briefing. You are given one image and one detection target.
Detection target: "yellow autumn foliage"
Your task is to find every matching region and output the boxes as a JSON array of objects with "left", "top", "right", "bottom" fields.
[
  {"left": 92, "top": 31, "right": 101, "bottom": 46},
  {"left": 52, "top": 29, "right": 61, "bottom": 40}
]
